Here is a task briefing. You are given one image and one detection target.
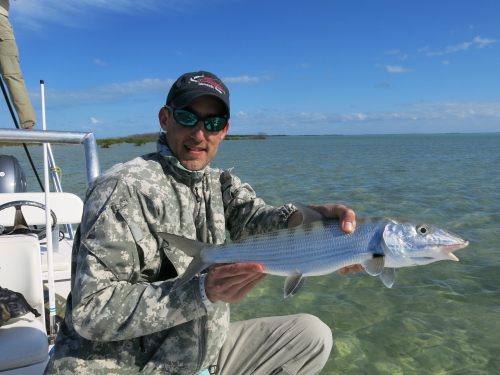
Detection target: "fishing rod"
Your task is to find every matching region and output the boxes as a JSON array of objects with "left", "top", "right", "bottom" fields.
[
  {"left": 0, "top": 77, "right": 44, "bottom": 191},
  {"left": 41, "top": 79, "right": 58, "bottom": 343}
]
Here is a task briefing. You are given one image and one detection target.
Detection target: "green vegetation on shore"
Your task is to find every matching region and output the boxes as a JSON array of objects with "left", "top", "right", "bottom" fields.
[
  {"left": 96, "top": 132, "right": 268, "bottom": 148},
  {"left": 0, "top": 132, "right": 269, "bottom": 148}
]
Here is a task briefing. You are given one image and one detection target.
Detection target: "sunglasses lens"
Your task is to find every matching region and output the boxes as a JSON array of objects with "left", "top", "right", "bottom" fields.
[
  {"left": 172, "top": 107, "right": 227, "bottom": 132},
  {"left": 205, "top": 117, "right": 228, "bottom": 132},
  {"left": 174, "top": 109, "right": 198, "bottom": 126}
]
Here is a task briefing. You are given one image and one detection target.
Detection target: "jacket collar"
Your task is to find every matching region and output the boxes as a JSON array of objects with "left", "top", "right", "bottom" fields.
[{"left": 156, "top": 132, "right": 207, "bottom": 181}]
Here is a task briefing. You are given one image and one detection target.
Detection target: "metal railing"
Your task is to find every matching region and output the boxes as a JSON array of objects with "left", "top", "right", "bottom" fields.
[{"left": 0, "top": 128, "right": 100, "bottom": 184}]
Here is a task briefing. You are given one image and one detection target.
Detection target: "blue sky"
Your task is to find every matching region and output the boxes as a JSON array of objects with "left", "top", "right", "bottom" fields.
[{"left": 2, "top": 0, "right": 499, "bottom": 138}]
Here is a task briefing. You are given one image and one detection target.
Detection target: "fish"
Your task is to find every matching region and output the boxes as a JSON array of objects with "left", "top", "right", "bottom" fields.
[{"left": 158, "top": 203, "right": 468, "bottom": 297}]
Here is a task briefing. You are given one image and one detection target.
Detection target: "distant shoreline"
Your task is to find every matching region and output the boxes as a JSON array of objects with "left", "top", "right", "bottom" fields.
[
  {"left": 2, "top": 132, "right": 498, "bottom": 148},
  {"left": 94, "top": 132, "right": 271, "bottom": 148}
]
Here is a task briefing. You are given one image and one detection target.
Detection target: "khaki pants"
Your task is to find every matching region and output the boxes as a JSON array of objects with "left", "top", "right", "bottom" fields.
[
  {"left": 214, "top": 314, "right": 333, "bottom": 375},
  {"left": 0, "top": 14, "right": 36, "bottom": 128}
]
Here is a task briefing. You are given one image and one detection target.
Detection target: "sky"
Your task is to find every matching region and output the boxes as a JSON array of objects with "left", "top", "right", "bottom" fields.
[{"left": 1, "top": 0, "right": 499, "bottom": 138}]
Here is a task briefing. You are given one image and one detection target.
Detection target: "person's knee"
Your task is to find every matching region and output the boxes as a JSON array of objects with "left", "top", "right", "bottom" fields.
[{"left": 295, "top": 314, "right": 333, "bottom": 351}]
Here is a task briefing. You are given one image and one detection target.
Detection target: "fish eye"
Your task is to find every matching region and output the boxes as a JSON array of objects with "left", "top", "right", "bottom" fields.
[{"left": 416, "top": 224, "right": 431, "bottom": 235}]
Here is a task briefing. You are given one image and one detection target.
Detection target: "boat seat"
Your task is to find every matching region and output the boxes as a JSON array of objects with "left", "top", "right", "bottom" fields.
[
  {"left": 0, "top": 234, "right": 50, "bottom": 374},
  {"left": 0, "top": 192, "right": 84, "bottom": 298},
  {"left": 0, "top": 192, "right": 84, "bottom": 226}
]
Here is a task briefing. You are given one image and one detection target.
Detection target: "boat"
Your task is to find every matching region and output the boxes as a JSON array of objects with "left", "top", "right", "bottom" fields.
[{"left": 0, "top": 127, "right": 100, "bottom": 374}]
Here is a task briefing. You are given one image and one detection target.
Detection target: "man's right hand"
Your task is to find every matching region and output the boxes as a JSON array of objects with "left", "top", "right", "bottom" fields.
[{"left": 204, "top": 263, "right": 266, "bottom": 304}]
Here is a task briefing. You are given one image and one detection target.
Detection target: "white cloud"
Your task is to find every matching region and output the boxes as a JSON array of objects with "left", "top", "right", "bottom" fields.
[
  {"left": 90, "top": 117, "right": 102, "bottom": 124},
  {"left": 444, "top": 42, "right": 472, "bottom": 53},
  {"left": 28, "top": 74, "right": 270, "bottom": 107},
  {"left": 442, "top": 60, "right": 450, "bottom": 65},
  {"left": 417, "top": 46, "right": 429, "bottom": 53},
  {"left": 386, "top": 65, "right": 412, "bottom": 74},
  {"left": 423, "top": 36, "right": 497, "bottom": 56},
  {"left": 29, "top": 78, "right": 175, "bottom": 106},
  {"left": 93, "top": 59, "right": 106, "bottom": 66},
  {"left": 11, "top": 0, "right": 193, "bottom": 29},
  {"left": 232, "top": 102, "right": 500, "bottom": 132},
  {"left": 400, "top": 54, "right": 408, "bottom": 61},
  {"left": 299, "top": 63, "right": 309, "bottom": 68},
  {"left": 474, "top": 36, "right": 497, "bottom": 48}
]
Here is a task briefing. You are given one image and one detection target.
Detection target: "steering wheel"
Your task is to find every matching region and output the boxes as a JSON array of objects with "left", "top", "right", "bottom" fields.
[{"left": 0, "top": 200, "right": 57, "bottom": 240}]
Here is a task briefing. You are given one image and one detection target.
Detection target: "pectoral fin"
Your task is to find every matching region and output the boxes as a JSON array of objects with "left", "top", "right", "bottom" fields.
[
  {"left": 379, "top": 267, "right": 396, "bottom": 288},
  {"left": 284, "top": 273, "right": 308, "bottom": 298},
  {"left": 362, "top": 254, "right": 385, "bottom": 276}
]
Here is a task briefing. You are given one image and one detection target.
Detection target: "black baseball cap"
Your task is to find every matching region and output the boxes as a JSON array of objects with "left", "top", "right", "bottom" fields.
[{"left": 166, "top": 71, "right": 230, "bottom": 118}]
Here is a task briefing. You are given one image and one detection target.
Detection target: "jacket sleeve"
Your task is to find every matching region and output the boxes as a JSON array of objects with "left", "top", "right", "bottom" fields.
[
  {"left": 70, "top": 178, "right": 208, "bottom": 341},
  {"left": 220, "top": 169, "right": 297, "bottom": 241}
]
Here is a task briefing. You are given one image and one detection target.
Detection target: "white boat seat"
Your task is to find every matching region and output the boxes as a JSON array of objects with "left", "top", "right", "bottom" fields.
[
  {"left": 0, "top": 192, "right": 84, "bottom": 226},
  {"left": 0, "top": 317, "right": 49, "bottom": 373},
  {"left": 0, "top": 234, "right": 50, "bottom": 373}
]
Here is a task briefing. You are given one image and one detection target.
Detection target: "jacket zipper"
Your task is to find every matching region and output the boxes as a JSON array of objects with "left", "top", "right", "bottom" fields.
[
  {"left": 192, "top": 183, "right": 209, "bottom": 372},
  {"left": 197, "top": 315, "right": 208, "bottom": 372}
]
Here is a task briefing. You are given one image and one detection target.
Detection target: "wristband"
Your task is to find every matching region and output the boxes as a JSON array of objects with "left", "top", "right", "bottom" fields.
[{"left": 199, "top": 273, "right": 214, "bottom": 312}]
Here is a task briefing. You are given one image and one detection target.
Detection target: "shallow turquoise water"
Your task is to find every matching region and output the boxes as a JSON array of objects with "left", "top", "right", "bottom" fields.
[{"left": 3, "top": 133, "right": 500, "bottom": 374}]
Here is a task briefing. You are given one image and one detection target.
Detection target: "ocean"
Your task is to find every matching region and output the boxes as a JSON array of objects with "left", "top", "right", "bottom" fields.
[{"left": 3, "top": 133, "right": 499, "bottom": 374}]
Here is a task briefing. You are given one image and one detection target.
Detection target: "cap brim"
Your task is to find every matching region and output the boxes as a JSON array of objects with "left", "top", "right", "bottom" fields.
[{"left": 172, "top": 91, "right": 230, "bottom": 118}]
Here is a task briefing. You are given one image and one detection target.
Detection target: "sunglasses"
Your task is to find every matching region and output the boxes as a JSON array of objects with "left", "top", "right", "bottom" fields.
[{"left": 164, "top": 105, "right": 228, "bottom": 132}]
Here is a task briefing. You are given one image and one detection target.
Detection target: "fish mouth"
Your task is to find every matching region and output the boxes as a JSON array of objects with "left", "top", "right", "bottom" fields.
[
  {"left": 443, "top": 240, "right": 469, "bottom": 253},
  {"left": 441, "top": 240, "right": 468, "bottom": 261}
]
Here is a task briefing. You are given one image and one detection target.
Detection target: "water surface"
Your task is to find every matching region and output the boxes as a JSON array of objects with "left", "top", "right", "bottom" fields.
[{"left": 3, "top": 133, "right": 499, "bottom": 374}]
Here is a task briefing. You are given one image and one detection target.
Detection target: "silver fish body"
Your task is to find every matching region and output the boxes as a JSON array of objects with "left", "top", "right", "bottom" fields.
[
  {"left": 199, "top": 218, "right": 387, "bottom": 277},
  {"left": 159, "top": 203, "right": 468, "bottom": 297}
]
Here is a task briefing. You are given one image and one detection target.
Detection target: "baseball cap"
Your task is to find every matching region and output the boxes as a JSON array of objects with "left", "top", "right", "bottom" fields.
[{"left": 166, "top": 71, "right": 230, "bottom": 118}]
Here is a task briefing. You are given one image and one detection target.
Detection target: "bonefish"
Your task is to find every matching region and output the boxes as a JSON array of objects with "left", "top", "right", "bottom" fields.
[{"left": 158, "top": 203, "right": 468, "bottom": 297}]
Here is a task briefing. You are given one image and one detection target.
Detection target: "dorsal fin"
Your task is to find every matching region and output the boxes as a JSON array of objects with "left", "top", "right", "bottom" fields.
[{"left": 292, "top": 202, "right": 324, "bottom": 225}]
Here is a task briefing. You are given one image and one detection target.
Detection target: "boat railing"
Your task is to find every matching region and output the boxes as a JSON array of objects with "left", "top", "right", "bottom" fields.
[{"left": 0, "top": 128, "right": 100, "bottom": 185}]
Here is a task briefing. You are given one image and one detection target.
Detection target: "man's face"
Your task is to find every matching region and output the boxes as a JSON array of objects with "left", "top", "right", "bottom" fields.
[{"left": 159, "top": 95, "right": 229, "bottom": 171}]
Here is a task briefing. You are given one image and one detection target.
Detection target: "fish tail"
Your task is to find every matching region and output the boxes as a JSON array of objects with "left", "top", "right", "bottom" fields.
[
  {"left": 158, "top": 232, "right": 206, "bottom": 258},
  {"left": 157, "top": 232, "right": 211, "bottom": 291}
]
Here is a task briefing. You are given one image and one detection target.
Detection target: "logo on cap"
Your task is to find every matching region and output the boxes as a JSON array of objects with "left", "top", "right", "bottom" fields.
[{"left": 190, "top": 74, "right": 226, "bottom": 95}]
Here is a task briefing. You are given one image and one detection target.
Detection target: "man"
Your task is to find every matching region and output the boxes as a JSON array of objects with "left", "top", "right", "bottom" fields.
[
  {"left": 44, "top": 71, "right": 361, "bottom": 375},
  {"left": 0, "top": 0, "right": 36, "bottom": 129}
]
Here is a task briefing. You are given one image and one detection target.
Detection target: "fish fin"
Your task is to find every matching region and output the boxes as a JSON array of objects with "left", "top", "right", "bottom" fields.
[
  {"left": 362, "top": 254, "right": 385, "bottom": 276},
  {"left": 157, "top": 232, "right": 205, "bottom": 258},
  {"left": 171, "top": 257, "right": 211, "bottom": 292},
  {"left": 284, "top": 273, "right": 307, "bottom": 298},
  {"left": 379, "top": 267, "right": 396, "bottom": 288},
  {"left": 292, "top": 202, "right": 324, "bottom": 225},
  {"left": 157, "top": 232, "right": 210, "bottom": 293}
]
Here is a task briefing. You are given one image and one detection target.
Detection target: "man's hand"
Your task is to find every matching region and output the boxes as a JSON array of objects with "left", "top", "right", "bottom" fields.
[
  {"left": 288, "top": 203, "right": 363, "bottom": 276},
  {"left": 204, "top": 263, "right": 266, "bottom": 304}
]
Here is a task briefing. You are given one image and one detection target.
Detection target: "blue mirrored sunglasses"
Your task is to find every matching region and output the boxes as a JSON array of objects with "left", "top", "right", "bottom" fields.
[{"left": 164, "top": 105, "right": 228, "bottom": 132}]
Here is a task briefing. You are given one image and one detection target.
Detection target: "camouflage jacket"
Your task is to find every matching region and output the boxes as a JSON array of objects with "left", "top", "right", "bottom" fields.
[{"left": 44, "top": 146, "right": 296, "bottom": 375}]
